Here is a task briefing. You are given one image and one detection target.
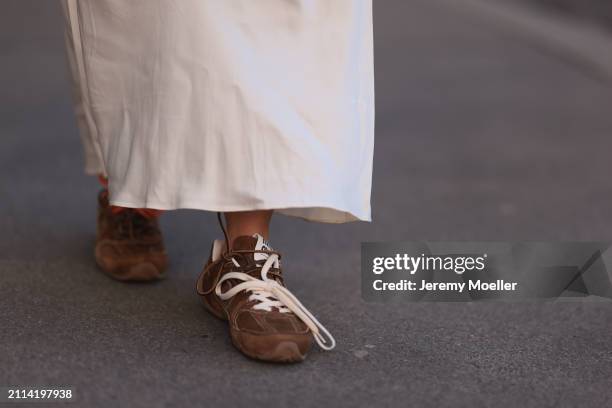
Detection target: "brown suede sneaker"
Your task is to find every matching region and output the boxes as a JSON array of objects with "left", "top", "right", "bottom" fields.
[
  {"left": 196, "top": 230, "right": 335, "bottom": 363},
  {"left": 95, "top": 190, "right": 168, "bottom": 281}
]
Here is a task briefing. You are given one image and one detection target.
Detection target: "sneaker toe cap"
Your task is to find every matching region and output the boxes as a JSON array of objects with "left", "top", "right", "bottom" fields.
[{"left": 231, "top": 329, "right": 313, "bottom": 363}]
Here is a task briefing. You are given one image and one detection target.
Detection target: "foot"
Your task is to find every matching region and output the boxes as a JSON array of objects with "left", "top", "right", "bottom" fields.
[
  {"left": 94, "top": 189, "right": 168, "bottom": 281},
  {"left": 197, "top": 234, "right": 335, "bottom": 363}
]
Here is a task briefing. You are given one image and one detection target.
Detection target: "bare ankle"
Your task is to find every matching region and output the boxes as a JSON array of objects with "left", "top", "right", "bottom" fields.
[{"left": 224, "top": 210, "right": 273, "bottom": 248}]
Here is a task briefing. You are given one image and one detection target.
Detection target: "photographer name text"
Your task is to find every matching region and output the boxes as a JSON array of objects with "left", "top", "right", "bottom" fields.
[{"left": 371, "top": 253, "right": 518, "bottom": 292}]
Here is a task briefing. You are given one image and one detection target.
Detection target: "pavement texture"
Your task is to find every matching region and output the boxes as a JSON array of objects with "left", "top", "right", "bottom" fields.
[
  {"left": 2, "top": 0, "right": 612, "bottom": 407},
  {"left": 517, "top": 0, "right": 612, "bottom": 31}
]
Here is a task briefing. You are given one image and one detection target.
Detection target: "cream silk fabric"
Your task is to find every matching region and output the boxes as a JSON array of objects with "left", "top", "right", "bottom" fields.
[{"left": 62, "top": 0, "right": 374, "bottom": 223}]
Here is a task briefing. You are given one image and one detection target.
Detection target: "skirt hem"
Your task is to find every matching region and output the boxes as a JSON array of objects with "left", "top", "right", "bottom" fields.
[{"left": 109, "top": 197, "right": 371, "bottom": 224}]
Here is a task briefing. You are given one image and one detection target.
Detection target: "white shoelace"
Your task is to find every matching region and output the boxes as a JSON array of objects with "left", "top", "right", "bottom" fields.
[{"left": 214, "top": 251, "right": 336, "bottom": 351}]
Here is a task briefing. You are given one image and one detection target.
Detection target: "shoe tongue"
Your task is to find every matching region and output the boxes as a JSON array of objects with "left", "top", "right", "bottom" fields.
[
  {"left": 232, "top": 234, "right": 272, "bottom": 263},
  {"left": 231, "top": 235, "right": 258, "bottom": 251}
]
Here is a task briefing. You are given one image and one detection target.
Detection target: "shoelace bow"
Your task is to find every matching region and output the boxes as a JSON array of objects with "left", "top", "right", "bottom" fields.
[{"left": 214, "top": 250, "right": 336, "bottom": 351}]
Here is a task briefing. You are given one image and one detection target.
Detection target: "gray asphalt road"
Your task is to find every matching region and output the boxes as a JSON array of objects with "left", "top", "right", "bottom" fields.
[
  {"left": 519, "top": 0, "right": 612, "bottom": 31},
  {"left": 2, "top": 1, "right": 612, "bottom": 407}
]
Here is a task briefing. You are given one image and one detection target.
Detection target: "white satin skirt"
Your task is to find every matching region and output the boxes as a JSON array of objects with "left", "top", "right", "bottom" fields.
[{"left": 62, "top": 0, "right": 374, "bottom": 223}]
